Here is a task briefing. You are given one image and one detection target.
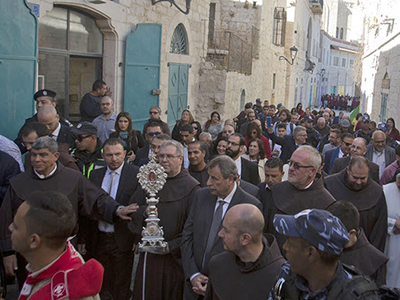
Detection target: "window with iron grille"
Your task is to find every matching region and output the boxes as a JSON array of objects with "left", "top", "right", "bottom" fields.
[
  {"left": 170, "top": 23, "right": 188, "bottom": 54},
  {"left": 273, "top": 7, "right": 286, "bottom": 46}
]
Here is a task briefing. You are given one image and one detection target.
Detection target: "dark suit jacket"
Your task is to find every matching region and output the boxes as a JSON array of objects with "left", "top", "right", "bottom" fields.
[
  {"left": 330, "top": 156, "right": 380, "bottom": 183},
  {"left": 365, "top": 144, "right": 396, "bottom": 168},
  {"left": 134, "top": 144, "right": 149, "bottom": 166},
  {"left": 181, "top": 186, "right": 262, "bottom": 298},
  {"left": 323, "top": 146, "right": 342, "bottom": 174},
  {"left": 239, "top": 179, "right": 260, "bottom": 200},
  {"left": 240, "top": 157, "right": 260, "bottom": 185},
  {"left": 57, "top": 123, "right": 75, "bottom": 149},
  {"left": 89, "top": 163, "right": 140, "bottom": 251},
  {"left": 265, "top": 132, "right": 298, "bottom": 164}
]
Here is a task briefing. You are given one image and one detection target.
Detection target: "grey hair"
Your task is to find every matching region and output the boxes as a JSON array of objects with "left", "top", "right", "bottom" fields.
[
  {"left": 101, "top": 96, "right": 114, "bottom": 104},
  {"left": 293, "top": 125, "right": 306, "bottom": 136},
  {"left": 199, "top": 132, "right": 212, "bottom": 141},
  {"left": 32, "top": 136, "right": 58, "bottom": 154},
  {"left": 150, "top": 105, "right": 161, "bottom": 114},
  {"left": 296, "top": 145, "right": 321, "bottom": 169},
  {"left": 206, "top": 155, "right": 239, "bottom": 180},
  {"left": 160, "top": 139, "right": 183, "bottom": 157}
]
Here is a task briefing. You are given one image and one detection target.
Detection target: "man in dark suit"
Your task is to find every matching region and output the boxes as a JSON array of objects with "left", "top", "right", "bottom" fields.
[
  {"left": 238, "top": 110, "right": 256, "bottom": 136},
  {"left": 265, "top": 125, "right": 308, "bottom": 164},
  {"left": 365, "top": 130, "right": 396, "bottom": 178},
  {"left": 134, "top": 120, "right": 164, "bottom": 166},
  {"left": 37, "top": 105, "right": 74, "bottom": 149},
  {"left": 89, "top": 138, "right": 140, "bottom": 300},
  {"left": 330, "top": 137, "right": 380, "bottom": 183},
  {"left": 226, "top": 133, "right": 260, "bottom": 185},
  {"left": 323, "top": 133, "right": 354, "bottom": 174},
  {"left": 181, "top": 155, "right": 262, "bottom": 299}
]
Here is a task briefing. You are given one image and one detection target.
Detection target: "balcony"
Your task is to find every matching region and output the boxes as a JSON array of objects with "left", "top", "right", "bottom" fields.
[{"left": 309, "top": 0, "right": 323, "bottom": 15}]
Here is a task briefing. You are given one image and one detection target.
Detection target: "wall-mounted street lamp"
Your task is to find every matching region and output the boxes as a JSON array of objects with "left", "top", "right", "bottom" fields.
[
  {"left": 151, "top": 0, "right": 191, "bottom": 14},
  {"left": 279, "top": 46, "right": 298, "bottom": 65},
  {"left": 317, "top": 68, "right": 326, "bottom": 77}
]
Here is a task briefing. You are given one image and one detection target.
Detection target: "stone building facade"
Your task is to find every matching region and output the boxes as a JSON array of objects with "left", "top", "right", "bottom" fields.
[{"left": 360, "top": 0, "right": 400, "bottom": 123}]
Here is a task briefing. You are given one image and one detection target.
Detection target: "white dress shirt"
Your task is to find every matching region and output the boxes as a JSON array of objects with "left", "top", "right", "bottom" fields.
[{"left": 98, "top": 163, "right": 124, "bottom": 232}]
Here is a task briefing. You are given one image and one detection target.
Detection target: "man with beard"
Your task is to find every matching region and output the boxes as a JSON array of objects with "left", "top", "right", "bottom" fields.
[
  {"left": 303, "top": 115, "right": 321, "bottom": 148},
  {"left": 324, "top": 156, "right": 388, "bottom": 252},
  {"left": 263, "top": 145, "right": 336, "bottom": 249},
  {"left": 365, "top": 130, "right": 396, "bottom": 178},
  {"left": 188, "top": 141, "right": 209, "bottom": 187},
  {"left": 226, "top": 133, "right": 260, "bottom": 185},
  {"left": 330, "top": 137, "right": 380, "bottom": 183},
  {"left": 130, "top": 140, "right": 200, "bottom": 299}
]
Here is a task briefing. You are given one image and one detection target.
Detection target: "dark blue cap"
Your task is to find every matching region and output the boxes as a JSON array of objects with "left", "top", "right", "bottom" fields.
[
  {"left": 378, "top": 122, "right": 389, "bottom": 132},
  {"left": 304, "top": 115, "right": 313, "bottom": 122},
  {"left": 273, "top": 209, "right": 349, "bottom": 255},
  {"left": 71, "top": 122, "right": 98, "bottom": 136},
  {"left": 362, "top": 116, "right": 370, "bottom": 123}
]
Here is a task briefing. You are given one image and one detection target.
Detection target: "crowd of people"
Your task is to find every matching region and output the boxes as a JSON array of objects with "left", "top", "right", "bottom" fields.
[
  {"left": 321, "top": 94, "right": 361, "bottom": 111},
  {"left": 1, "top": 84, "right": 400, "bottom": 299}
]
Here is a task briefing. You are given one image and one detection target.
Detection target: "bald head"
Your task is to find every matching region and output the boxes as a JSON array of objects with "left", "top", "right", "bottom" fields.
[
  {"left": 37, "top": 106, "right": 59, "bottom": 133},
  {"left": 225, "top": 204, "right": 264, "bottom": 243}
]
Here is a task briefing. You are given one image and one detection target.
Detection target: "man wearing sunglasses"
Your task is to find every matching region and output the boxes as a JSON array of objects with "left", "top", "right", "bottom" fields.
[
  {"left": 134, "top": 120, "right": 165, "bottom": 166},
  {"left": 330, "top": 137, "right": 380, "bottom": 183},
  {"left": 263, "top": 145, "right": 336, "bottom": 250},
  {"left": 71, "top": 122, "right": 106, "bottom": 177},
  {"left": 323, "top": 133, "right": 354, "bottom": 174},
  {"left": 142, "top": 105, "right": 171, "bottom": 137}
]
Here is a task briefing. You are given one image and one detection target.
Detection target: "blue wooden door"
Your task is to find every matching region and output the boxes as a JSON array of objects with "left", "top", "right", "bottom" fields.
[
  {"left": 0, "top": 0, "right": 37, "bottom": 139},
  {"left": 124, "top": 23, "right": 161, "bottom": 131},
  {"left": 167, "top": 63, "right": 189, "bottom": 129}
]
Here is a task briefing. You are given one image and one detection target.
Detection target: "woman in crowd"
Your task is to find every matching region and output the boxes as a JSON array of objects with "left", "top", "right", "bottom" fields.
[
  {"left": 191, "top": 120, "right": 202, "bottom": 140},
  {"left": 245, "top": 121, "right": 271, "bottom": 159},
  {"left": 203, "top": 111, "right": 223, "bottom": 140},
  {"left": 171, "top": 109, "right": 194, "bottom": 142},
  {"left": 211, "top": 136, "right": 228, "bottom": 158},
  {"left": 387, "top": 118, "right": 400, "bottom": 141},
  {"left": 110, "top": 111, "right": 144, "bottom": 162},
  {"left": 272, "top": 108, "right": 295, "bottom": 135},
  {"left": 241, "top": 138, "right": 267, "bottom": 182},
  {"left": 383, "top": 170, "right": 400, "bottom": 287},
  {"left": 296, "top": 103, "right": 305, "bottom": 118}
]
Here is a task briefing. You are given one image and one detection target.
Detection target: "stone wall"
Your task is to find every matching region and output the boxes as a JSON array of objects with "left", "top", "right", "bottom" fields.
[{"left": 29, "top": 0, "right": 210, "bottom": 121}]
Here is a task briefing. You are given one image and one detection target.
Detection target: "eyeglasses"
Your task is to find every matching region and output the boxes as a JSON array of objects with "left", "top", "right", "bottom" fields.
[
  {"left": 374, "top": 140, "right": 386, "bottom": 144},
  {"left": 158, "top": 154, "right": 180, "bottom": 160},
  {"left": 288, "top": 160, "right": 314, "bottom": 170},
  {"left": 223, "top": 130, "right": 233, "bottom": 134},
  {"left": 74, "top": 135, "right": 92, "bottom": 142},
  {"left": 147, "top": 132, "right": 161, "bottom": 138},
  {"left": 342, "top": 141, "right": 352, "bottom": 147},
  {"left": 192, "top": 126, "right": 198, "bottom": 130},
  {"left": 227, "top": 141, "right": 240, "bottom": 146},
  {"left": 149, "top": 111, "right": 159, "bottom": 115}
]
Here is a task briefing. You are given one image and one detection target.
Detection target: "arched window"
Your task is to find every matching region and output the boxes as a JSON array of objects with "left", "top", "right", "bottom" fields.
[{"left": 170, "top": 23, "right": 188, "bottom": 54}]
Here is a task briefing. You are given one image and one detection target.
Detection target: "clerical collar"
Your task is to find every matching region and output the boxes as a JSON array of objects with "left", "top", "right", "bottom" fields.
[{"left": 34, "top": 164, "right": 57, "bottom": 179}]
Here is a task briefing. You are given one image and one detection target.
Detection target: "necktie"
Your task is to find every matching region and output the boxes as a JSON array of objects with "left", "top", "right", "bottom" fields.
[
  {"left": 107, "top": 171, "right": 116, "bottom": 195},
  {"left": 202, "top": 200, "right": 226, "bottom": 270},
  {"left": 99, "top": 171, "right": 116, "bottom": 232}
]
